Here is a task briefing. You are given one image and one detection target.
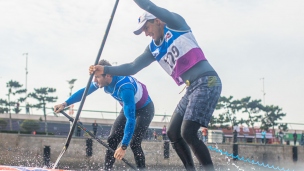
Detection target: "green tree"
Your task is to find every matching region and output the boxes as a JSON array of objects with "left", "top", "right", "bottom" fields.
[
  {"left": 216, "top": 96, "right": 242, "bottom": 128},
  {"left": 260, "top": 105, "right": 287, "bottom": 134},
  {"left": 215, "top": 112, "right": 230, "bottom": 129},
  {"left": 0, "top": 99, "right": 9, "bottom": 114},
  {"left": 20, "top": 119, "right": 40, "bottom": 132},
  {"left": 6, "top": 80, "right": 27, "bottom": 113},
  {"left": 28, "top": 87, "right": 58, "bottom": 135},
  {"left": 278, "top": 123, "right": 288, "bottom": 132},
  {"left": 209, "top": 115, "right": 218, "bottom": 129},
  {"left": 6, "top": 80, "right": 27, "bottom": 130},
  {"left": 0, "top": 119, "right": 8, "bottom": 130},
  {"left": 239, "top": 97, "right": 263, "bottom": 142}
]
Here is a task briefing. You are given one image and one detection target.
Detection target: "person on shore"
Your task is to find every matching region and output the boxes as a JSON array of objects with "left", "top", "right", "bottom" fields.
[
  {"left": 92, "top": 120, "right": 98, "bottom": 136},
  {"left": 162, "top": 125, "right": 167, "bottom": 140},
  {"left": 153, "top": 130, "right": 157, "bottom": 140},
  {"left": 278, "top": 130, "right": 284, "bottom": 144},
  {"left": 261, "top": 130, "right": 266, "bottom": 144},
  {"left": 26, "top": 102, "right": 30, "bottom": 114},
  {"left": 293, "top": 131, "right": 298, "bottom": 146},
  {"left": 202, "top": 128, "right": 208, "bottom": 143},
  {"left": 300, "top": 131, "right": 304, "bottom": 146}
]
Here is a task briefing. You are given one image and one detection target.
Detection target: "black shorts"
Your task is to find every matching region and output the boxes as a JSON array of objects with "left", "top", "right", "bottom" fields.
[{"left": 176, "top": 76, "right": 222, "bottom": 127}]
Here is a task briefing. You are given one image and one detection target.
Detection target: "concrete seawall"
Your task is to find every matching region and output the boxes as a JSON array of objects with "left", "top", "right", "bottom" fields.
[{"left": 0, "top": 133, "right": 303, "bottom": 170}]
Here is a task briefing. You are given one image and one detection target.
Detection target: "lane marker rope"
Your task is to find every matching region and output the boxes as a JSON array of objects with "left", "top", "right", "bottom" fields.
[{"left": 208, "top": 145, "right": 294, "bottom": 171}]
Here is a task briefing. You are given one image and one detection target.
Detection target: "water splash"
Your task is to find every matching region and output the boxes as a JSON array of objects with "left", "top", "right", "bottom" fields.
[{"left": 208, "top": 145, "right": 294, "bottom": 171}]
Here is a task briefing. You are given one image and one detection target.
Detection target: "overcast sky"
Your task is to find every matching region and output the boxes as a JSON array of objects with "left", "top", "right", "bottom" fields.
[{"left": 0, "top": 0, "right": 303, "bottom": 128}]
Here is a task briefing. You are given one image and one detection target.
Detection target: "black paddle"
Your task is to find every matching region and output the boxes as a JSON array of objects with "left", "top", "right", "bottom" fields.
[{"left": 52, "top": 0, "right": 120, "bottom": 169}]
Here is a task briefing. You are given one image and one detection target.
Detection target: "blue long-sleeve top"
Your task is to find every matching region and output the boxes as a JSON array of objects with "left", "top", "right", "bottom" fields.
[{"left": 65, "top": 76, "right": 151, "bottom": 146}]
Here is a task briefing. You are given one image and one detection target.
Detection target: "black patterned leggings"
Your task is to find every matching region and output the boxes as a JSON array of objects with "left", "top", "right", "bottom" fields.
[
  {"left": 167, "top": 112, "right": 215, "bottom": 171},
  {"left": 104, "top": 102, "right": 154, "bottom": 170}
]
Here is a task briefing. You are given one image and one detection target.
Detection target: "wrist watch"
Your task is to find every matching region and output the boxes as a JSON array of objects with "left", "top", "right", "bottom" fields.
[
  {"left": 121, "top": 145, "right": 127, "bottom": 150},
  {"left": 62, "top": 102, "right": 67, "bottom": 108}
]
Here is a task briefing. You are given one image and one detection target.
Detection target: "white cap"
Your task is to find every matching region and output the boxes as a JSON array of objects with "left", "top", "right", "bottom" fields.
[{"left": 133, "top": 12, "right": 156, "bottom": 35}]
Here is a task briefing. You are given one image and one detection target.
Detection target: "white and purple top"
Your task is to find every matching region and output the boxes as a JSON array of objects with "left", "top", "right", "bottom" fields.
[{"left": 149, "top": 26, "right": 207, "bottom": 85}]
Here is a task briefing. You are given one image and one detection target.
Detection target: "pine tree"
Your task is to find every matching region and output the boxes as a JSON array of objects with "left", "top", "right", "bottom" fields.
[
  {"left": 6, "top": 80, "right": 27, "bottom": 130},
  {"left": 28, "top": 87, "right": 58, "bottom": 135}
]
